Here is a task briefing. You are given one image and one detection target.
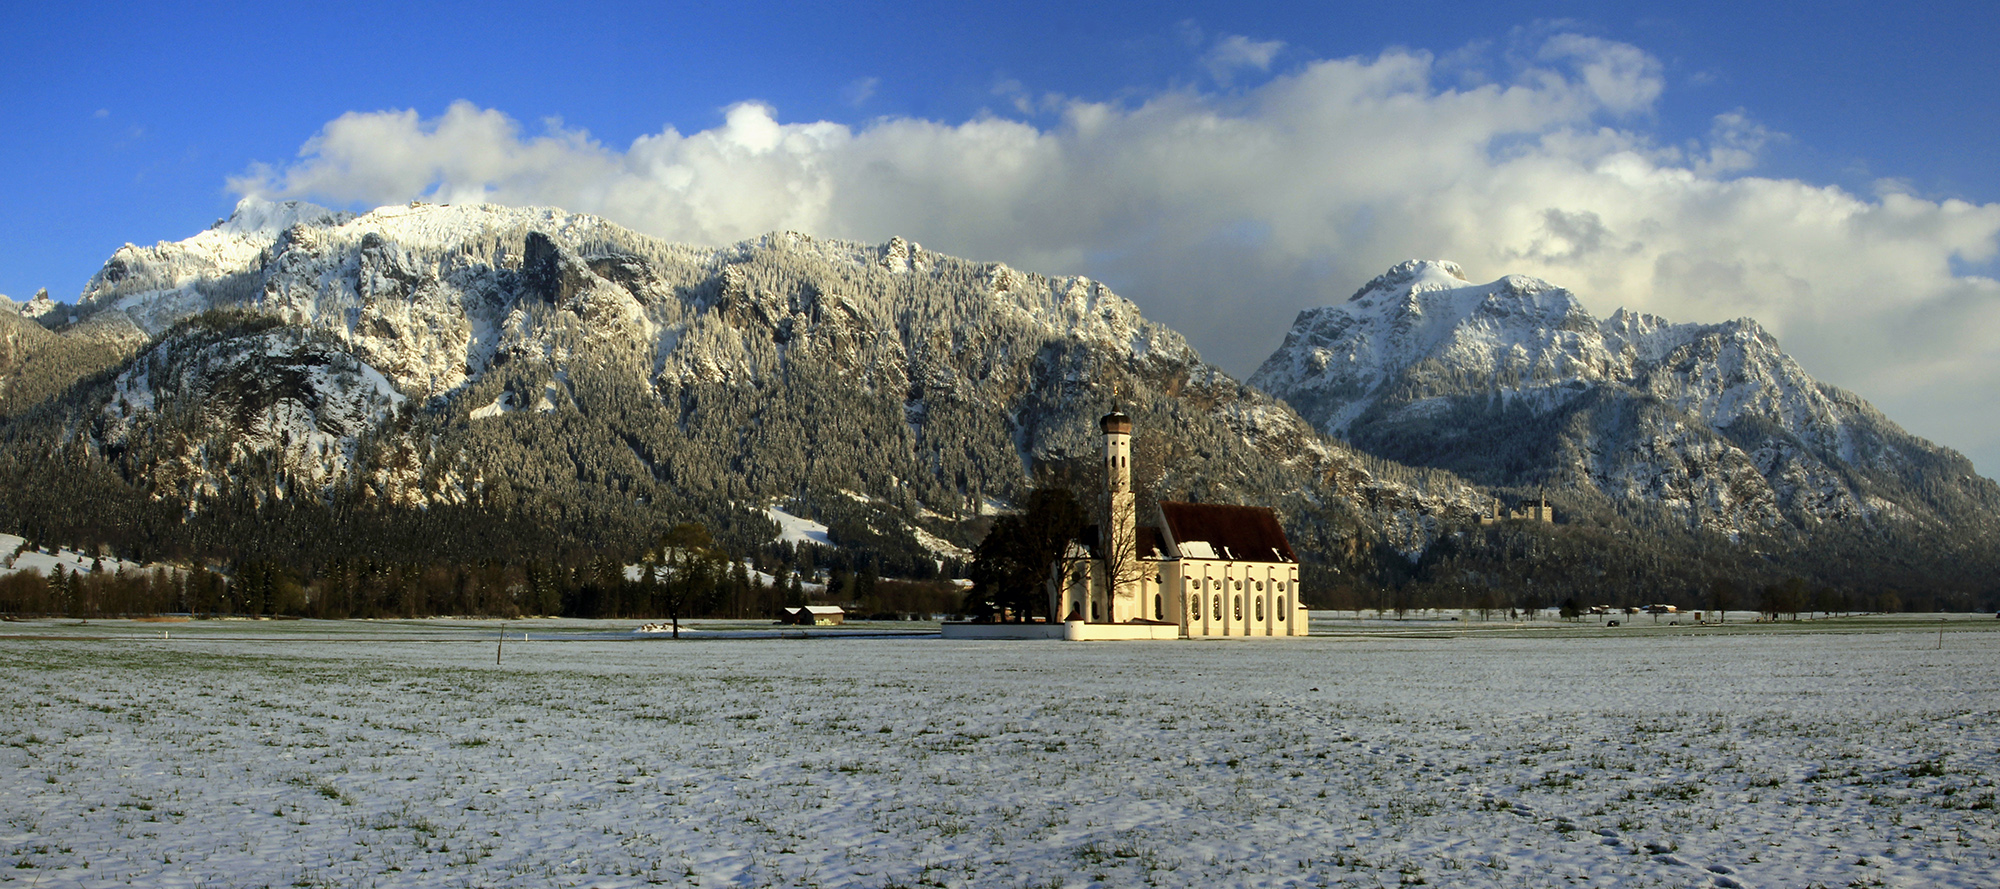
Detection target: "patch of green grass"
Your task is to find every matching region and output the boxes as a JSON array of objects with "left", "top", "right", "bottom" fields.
[{"left": 1906, "top": 759, "right": 1948, "bottom": 778}]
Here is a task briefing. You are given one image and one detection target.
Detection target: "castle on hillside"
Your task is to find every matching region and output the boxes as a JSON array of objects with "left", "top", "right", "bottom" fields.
[
  {"left": 1046, "top": 411, "right": 1311, "bottom": 639},
  {"left": 1478, "top": 496, "right": 1554, "bottom": 525}
]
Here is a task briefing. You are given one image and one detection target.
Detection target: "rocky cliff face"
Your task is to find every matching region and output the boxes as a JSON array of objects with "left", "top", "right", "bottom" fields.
[
  {"left": 1250, "top": 260, "right": 2000, "bottom": 539},
  {"left": 1, "top": 199, "right": 1486, "bottom": 571}
]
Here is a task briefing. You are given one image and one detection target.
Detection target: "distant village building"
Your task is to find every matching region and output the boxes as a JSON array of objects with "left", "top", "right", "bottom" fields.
[
  {"left": 782, "top": 605, "right": 845, "bottom": 626},
  {"left": 1478, "top": 496, "right": 1554, "bottom": 525},
  {"left": 1045, "top": 411, "right": 1310, "bottom": 639}
]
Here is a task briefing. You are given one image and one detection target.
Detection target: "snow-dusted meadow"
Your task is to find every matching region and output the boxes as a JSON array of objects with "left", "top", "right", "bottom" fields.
[{"left": 3, "top": 618, "right": 1997, "bottom": 888}]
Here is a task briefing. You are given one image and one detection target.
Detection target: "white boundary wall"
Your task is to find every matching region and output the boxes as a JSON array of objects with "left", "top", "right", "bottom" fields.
[
  {"left": 1063, "top": 621, "right": 1181, "bottom": 641},
  {"left": 939, "top": 622, "right": 1182, "bottom": 641},
  {"left": 939, "top": 623, "right": 1067, "bottom": 640}
]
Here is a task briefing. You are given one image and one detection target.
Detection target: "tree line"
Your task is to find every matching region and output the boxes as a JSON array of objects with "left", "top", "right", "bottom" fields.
[{"left": 0, "top": 522, "right": 964, "bottom": 621}]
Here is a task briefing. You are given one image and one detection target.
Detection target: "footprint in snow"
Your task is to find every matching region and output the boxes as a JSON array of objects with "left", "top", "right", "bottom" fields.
[{"left": 1712, "top": 878, "right": 1743, "bottom": 888}]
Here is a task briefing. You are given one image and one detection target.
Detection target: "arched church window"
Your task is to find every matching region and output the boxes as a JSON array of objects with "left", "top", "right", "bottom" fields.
[
  {"left": 1256, "top": 596, "right": 1265, "bottom": 622},
  {"left": 1278, "top": 596, "right": 1287, "bottom": 617},
  {"left": 1154, "top": 593, "right": 1163, "bottom": 620},
  {"left": 1233, "top": 595, "right": 1242, "bottom": 620},
  {"left": 1190, "top": 595, "right": 1200, "bottom": 619},
  {"left": 1212, "top": 594, "right": 1222, "bottom": 620}
]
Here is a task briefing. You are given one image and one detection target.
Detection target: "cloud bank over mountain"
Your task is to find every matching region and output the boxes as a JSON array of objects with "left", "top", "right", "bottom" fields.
[{"left": 229, "top": 33, "right": 2000, "bottom": 475}]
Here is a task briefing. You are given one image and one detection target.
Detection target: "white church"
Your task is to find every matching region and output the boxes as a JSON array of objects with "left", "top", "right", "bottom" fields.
[{"left": 945, "top": 411, "right": 1311, "bottom": 640}]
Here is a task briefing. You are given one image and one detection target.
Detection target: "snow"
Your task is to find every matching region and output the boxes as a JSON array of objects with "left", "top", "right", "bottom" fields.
[
  {"left": 1252, "top": 261, "right": 1596, "bottom": 420},
  {"left": 617, "top": 560, "right": 811, "bottom": 593},
  {"left": 17, "top": 290, "right": 59, "bottom": 319},
  {"left": 468, "top": 384, "right": 563, "bottom": 421},
  {"left": 2, "top": 617, "right": 1995, "bottom": 888},
  {"left": 1259, "top": 260, "right": 1839, "bottom": 451},
  {"left": 1178, "top": 540, "right": 1218, "bottom": 559},
  {"left": 0, "top": 534, "right": 150, "bottom": 578},
  {"left": 906, "top": 524, "right": 969, "bottom": 561},
  {"left": 766, "top": 505, "right": 834, "bottom": 547},
  {"left": 1249, "top": 259, "right": 1933, "bottom": 534},
  {"left": 54, "top": 197, "right": 1264, "bottom": 526},
  {"left": 217, "top": 195, "right": 352, "bottom": 236},
  {"left": 468, "top": 394, "right": 511, "bottom": 420}
]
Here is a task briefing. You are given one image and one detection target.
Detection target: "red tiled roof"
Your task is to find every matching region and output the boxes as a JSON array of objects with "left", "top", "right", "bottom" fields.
[{"left": 1158, "top": 501, "right": 1296, "bottom": 563}]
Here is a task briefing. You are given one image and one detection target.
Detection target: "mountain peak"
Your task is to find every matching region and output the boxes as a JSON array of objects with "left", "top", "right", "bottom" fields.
[
  {"left": 1348, "top": 260, "right": 1468, "bottom": 302},
  {"left": 220, "top": 195, "right": 353, "bottom": 236},
  {"left": 1254, "top": 262, "right": 1997, "bottom": 537}
]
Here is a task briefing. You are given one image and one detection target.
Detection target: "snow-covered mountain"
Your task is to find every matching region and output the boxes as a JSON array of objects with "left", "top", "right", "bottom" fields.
[
  {"left": 1, "top": 198, "right": 1488, "bottom": 574},
  {"left": 11, "top": 289, "right": 62, "bottom": 320},
  {"left": 1250, "top": 260, "right": 2000, "bottom": 538}
]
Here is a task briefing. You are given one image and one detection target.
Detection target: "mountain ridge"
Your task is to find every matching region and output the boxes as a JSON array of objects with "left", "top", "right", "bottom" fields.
[
  {"left": 1, "top": 204, "right": 1994, "bottom": 610},
  {"left": 1, "top": 198, "right": 1490, "bottom": 590},
  {"left": 1249, "top": 259, "right": 2000, "bottom": 540}
]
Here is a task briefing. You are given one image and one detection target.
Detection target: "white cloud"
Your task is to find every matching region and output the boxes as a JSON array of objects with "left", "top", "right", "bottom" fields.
[
  {"left": 1535, "top": 33, "right": 1662, "bottom": 114},
  {"left": 231, "top": 34, "right": 2000, "bottom": 476},
  {"left": 842, "top": 76, "right": 880, "bottom": 107},
  {"left": 1202, "top": 34, "right": 1285, "bottom": 82},
  {"left": 1693, "top": 110, "right": 1780, "bottom": 176}
]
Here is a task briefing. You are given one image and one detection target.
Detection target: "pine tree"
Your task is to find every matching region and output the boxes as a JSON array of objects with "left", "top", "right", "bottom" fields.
[{"left": 48, "top": 564, "right": 70, "bottom": 616}]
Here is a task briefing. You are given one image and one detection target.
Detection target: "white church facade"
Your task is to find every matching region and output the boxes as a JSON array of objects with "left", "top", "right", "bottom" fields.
[{"left": 1047, "top": 411, "right": 1311, "bottom": 640}]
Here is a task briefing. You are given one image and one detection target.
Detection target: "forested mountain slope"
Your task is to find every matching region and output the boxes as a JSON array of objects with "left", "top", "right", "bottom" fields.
[
  {"left": 0, "top": 199, "right": 1482, "bottom": 584},
  {"left": 7, "top": 206, "right": 1994, "bottom": 610}
]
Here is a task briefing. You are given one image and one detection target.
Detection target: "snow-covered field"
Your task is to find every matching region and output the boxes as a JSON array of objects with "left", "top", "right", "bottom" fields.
[{"left": 3, "top": 618, "right": 1997, "bottom": 888}]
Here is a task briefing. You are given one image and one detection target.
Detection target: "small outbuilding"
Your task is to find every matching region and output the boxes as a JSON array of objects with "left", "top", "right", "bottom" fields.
[{"left": 782, "top": 605, "right": 846, "bottom": 626}]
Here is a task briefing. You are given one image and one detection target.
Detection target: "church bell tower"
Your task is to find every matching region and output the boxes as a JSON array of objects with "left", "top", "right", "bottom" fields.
[{"left": 1100, "top": 410, "right": 1136, "bottom": 620}]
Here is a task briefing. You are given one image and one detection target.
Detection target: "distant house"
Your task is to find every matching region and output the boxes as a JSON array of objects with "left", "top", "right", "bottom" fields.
[{"left": 781, "top": 605, "right": 845, "bottom": 626}]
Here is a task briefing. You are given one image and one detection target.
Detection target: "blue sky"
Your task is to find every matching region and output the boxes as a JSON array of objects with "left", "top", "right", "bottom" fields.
[{"left": 4, "top": 1, "right": 1998, "bottom": 471}]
